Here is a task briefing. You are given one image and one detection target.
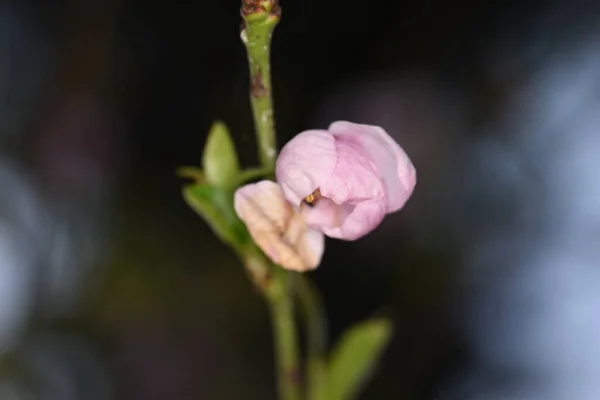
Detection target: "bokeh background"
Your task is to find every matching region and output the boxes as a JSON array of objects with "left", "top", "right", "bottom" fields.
[{"left": 1, "top": 0, "right": 600, "bottom": 399}]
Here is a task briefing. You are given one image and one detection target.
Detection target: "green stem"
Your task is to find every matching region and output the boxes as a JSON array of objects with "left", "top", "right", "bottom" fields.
[
  {"left": 297, "top": 274, "right": 328, "bottom": 400},
  {"left": 241, "top": 2, "right": 280, "bottom": 171},
  {"left": 241, "top": 4, "right": 301, "bottom": 400},
  {"left": 266, "top": 268, "right": 302, "bottom": 400}
]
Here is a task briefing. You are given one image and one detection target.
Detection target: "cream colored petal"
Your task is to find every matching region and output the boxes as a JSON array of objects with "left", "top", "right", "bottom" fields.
[{"left": 234, "top": 180, "right": 325, "bottom": 272}]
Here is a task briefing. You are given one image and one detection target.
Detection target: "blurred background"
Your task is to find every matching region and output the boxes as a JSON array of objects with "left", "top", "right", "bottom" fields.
[{"left": 1, "top": 0, "right": 600, "bottom": 398}]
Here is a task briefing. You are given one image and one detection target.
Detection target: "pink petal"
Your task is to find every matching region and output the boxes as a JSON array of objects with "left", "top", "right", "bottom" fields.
[
  {"left": 315, "top": 138, "right": 387, "bottom": 240},
  {"left": 277, "top": 127, "right": 389, "bottom": 241},
  {"left": 303, "top": 197, "right": 355, "bottom": 229},
  {"left": 319, "top": 137, "right": 385, "bottom": 205},
  {"left": 329, "top": 121, "right": 417, "bottom": 212},
  {"left": 276, "top": 121, "right": 416, "bottom": 241},
  {"left": 276, "top": 130, "right": 337, "bottom": 206},
  {"left": 319, "top": 200, "right": 387, "bottom": 240},
  {"left": 234, "top": 180, "right": 325, "bottom": 272}
]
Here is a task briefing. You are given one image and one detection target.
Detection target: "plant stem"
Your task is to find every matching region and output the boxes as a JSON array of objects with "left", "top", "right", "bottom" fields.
[
  {"left": 241, "top": 2, "right": 280, "bottom": 172},
  {"left": 241, "top": 4, "right": 301, "bottom": 400},
  {"left": 266, "top": 268, "right": 302, "bottom": 400},
  {"left": 297, "top": 274, "right": 328, "bottom": 400}
]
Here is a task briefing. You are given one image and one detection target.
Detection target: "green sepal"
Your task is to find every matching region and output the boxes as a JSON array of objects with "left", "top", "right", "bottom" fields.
[
  {"left": 202, "top": 121, "right": 241, "bottom": 189},
  {"left": 182, "top": 182, "right": 250, "bottom": 250}
]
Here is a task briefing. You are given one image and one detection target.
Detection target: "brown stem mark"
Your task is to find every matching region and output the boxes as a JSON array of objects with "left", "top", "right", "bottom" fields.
[
  {"left": 288, "top": 366, "right": 302, "bottom": 387},
  {"left": 251, "top": 71, "right": 269, "bottom": 98}
]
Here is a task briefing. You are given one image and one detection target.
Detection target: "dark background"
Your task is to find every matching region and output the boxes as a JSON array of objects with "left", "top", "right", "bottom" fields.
[{"left": 0, "top": 0, "right": 578, "bottom": 399}]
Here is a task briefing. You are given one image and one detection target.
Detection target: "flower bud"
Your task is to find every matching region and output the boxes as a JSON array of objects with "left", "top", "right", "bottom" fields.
[{"left": 202, "top": 122, "right": 240, "bottom": 189}]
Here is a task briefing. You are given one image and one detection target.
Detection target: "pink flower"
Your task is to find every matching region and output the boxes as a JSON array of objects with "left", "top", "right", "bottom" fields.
[
  {"left": 234, "top": 180, "right": 325, "bottom": 272},
  {"left": 276, "top": 121, "right": 416, "bottom": 240}
]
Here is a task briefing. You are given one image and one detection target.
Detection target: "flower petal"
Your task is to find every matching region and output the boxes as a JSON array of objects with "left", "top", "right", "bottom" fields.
[
  {"left": 320, "top": 199, "right": 387, "bottom": 240},
  {"left": 294, "top": 137, "right": 387, "bottom": 240},
  {"left": 276, "top": 130, "right": 337, "bottom": 206},
  {"left": 319, "top": 137, "right": 386, "bottom": 205},
  {"left": 329, "top": 121, "right": 416, "bottom": 212},
  {"left": 234, "top": 180, "right": 325, "bottom": 272},
  {"left": 302, "top": 197, "right": 355, "bottom": 229}
]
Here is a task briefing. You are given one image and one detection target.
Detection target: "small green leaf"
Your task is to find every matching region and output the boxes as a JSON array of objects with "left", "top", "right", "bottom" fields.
[
  {"left": 182, "top": 183, "right": 250, "bottom": 249},
  {"left": 327, "top": 318, "right": 393, "bottom": 400},
  {"left": 202, "top": 121, "right": 240, "bottom": 188}
]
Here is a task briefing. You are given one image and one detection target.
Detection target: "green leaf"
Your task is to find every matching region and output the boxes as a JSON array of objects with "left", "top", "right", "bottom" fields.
[
  {"left": 182, "top": 183, "right": 250, "bottom": 250},
  {"left": 202, "top": 121, "right": 241, "bottom": 188},
  {"left": 327, "top": 318, "right": 393, "bottom": 400}
]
